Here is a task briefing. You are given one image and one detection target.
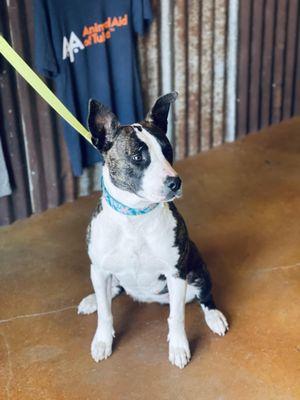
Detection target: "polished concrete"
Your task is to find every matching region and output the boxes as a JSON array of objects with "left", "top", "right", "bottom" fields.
[{"left": 0, "top": 118, "right": 300, "bottom": 399}]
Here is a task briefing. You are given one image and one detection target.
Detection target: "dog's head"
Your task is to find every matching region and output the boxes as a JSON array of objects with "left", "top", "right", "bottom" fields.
[{"left": 88, "top": 92, "right": 181, "bottom": 203}]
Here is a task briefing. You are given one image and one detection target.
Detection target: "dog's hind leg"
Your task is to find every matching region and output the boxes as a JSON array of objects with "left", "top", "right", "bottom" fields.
[
  {"left": 78, "top": 279, "right": 123, "bottom": 315},
  {"left": 187, "top": 241, "right": 229, "bottom": 336}
]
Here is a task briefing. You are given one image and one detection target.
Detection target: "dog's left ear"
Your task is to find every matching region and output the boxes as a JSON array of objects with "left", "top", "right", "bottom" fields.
[
  {"left": 88, "top": 99, "right": 120, "bottom": 152},
  {"left": 145, "top": 91, "right": 178, "bottom": 134}
]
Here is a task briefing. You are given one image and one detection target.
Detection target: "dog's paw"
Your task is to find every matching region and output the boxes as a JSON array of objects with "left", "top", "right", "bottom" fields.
[
  {"left": 78, "top": 294, "right": 97, "bottom": 315},
  {"left": 168, "top": 333, "right": 191, "bottom": 369},
  {"left": 91, "top": 335, "right": 113, "bottom": 362},
  {"left": 91, "top": 325, "right": 114, "bottom": 362},
  {"left": 204, "top": 309, "right": 229, "bottom": 336},
  {"left": 169, "top": 342, "right": 191, "bottom": 369}
]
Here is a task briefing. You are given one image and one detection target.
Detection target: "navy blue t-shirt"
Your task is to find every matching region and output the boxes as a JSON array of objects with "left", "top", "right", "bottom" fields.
[{"left": 34, "top": 0, "right": 152, "bottom": 176}]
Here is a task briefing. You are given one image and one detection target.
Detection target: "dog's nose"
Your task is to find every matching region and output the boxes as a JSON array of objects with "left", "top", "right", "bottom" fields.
[{"left": 166, "top": 176, "right": 182, "bottom": 192}]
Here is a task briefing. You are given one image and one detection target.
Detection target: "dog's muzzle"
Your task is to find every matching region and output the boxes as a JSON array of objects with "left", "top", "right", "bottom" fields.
[{"left": 165, "top": 176, "right": 182, "bottom": 200}]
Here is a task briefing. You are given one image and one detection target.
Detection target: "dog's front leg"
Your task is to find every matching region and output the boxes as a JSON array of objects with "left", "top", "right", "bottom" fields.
[
  {"left": 90, "top": 264, "right": 114, "bottom": 362},
  {"left": 167, "top": 275, "right": 191, "bottom": 369}
]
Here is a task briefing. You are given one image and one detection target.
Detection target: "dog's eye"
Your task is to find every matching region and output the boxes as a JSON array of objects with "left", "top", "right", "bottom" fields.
[{"left": 132, "top": 154, "right": 142, "bottom": 162}]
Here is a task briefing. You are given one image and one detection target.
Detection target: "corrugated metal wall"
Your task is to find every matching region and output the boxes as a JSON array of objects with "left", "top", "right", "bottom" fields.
[{"left": 0, "top": 0, "right": 299, "bottom": 226}]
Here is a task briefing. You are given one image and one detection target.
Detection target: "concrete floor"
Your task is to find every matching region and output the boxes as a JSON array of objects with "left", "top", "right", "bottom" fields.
[{"left": 0, "top": 118, "right": 300, "bottom": 400}]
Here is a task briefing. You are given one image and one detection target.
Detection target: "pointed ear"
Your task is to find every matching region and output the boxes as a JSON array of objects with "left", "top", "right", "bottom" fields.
[
  {"left": 145, "top": 91, "right": 178, "bottom": 134},
  {"left": 87, "top": 99, "right": 120, "bottom": 152}
]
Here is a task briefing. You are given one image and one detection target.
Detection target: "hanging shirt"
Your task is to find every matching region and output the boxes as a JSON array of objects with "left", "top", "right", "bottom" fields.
[
  {"left": 0, "top": 138, "right": 11, "bottom": 197},
  {"left": 34, "top": 0, "right": 152, "bottom": 176}
]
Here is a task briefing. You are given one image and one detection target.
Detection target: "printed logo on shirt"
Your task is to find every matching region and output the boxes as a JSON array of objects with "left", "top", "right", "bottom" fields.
[
  {"left": 62, "top": 32, "right": 85, "bottom": 63},
  {"left": 62, "top": 14, "right": 128, "bottom": 63}
]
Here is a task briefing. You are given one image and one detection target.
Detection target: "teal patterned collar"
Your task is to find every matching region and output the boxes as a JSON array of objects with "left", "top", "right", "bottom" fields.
[{"left": 101, "top": 177, "right": 159, "bottom": 216}]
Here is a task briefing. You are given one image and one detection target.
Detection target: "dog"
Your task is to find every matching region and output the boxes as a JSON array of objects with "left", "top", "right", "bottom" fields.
[{"left": 78, "top": 92, "right": 228, "bottom": 369}]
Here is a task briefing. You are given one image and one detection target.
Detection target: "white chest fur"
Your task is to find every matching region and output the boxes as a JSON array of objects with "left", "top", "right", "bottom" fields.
[{"left": 88, "top": 200, "right": 179, "bottom": 300}]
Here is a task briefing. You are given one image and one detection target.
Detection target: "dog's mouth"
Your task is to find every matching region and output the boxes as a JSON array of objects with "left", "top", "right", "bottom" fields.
[
  {"left": 140, "top": 192, "right": 181, "bottom": 203},
  {"left": 162, "top": 187, "right": 183, "bottom": 202},
  {"left": 175, "top": 187, "right": 183, "bottom": 198},
  {"left": 136, "top": 184, "right": 183, "bottom": 203}
]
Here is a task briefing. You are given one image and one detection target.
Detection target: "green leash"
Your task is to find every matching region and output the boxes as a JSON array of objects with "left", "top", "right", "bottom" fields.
[{"left": 0, "top": 36, "right": 92, "bottom": 144}]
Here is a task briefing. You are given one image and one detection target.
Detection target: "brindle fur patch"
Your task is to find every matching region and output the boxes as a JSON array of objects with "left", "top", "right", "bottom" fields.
[
  {"left": 167, "top": 202, "right": 213, "bottom": 304},
  {"left": 140, "top": 121, "right": 174, "bottom": 165},
  {"left": 106, "top": 126, "right": 151, "bottom": 194}
]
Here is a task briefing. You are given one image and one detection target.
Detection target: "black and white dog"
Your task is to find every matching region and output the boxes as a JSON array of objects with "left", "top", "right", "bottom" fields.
[{"left": 78, "top": 92, "right": 228, "bottom": 369}]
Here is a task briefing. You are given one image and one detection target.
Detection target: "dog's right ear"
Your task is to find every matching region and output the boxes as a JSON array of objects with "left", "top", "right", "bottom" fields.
[{"left": 88, "top": 99, "right": 120, "bottom": 152}]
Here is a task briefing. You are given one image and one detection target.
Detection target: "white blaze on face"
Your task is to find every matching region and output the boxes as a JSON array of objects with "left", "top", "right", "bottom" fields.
[{"left": 134, "top": 125, "right": 178, "bottom": 202}]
